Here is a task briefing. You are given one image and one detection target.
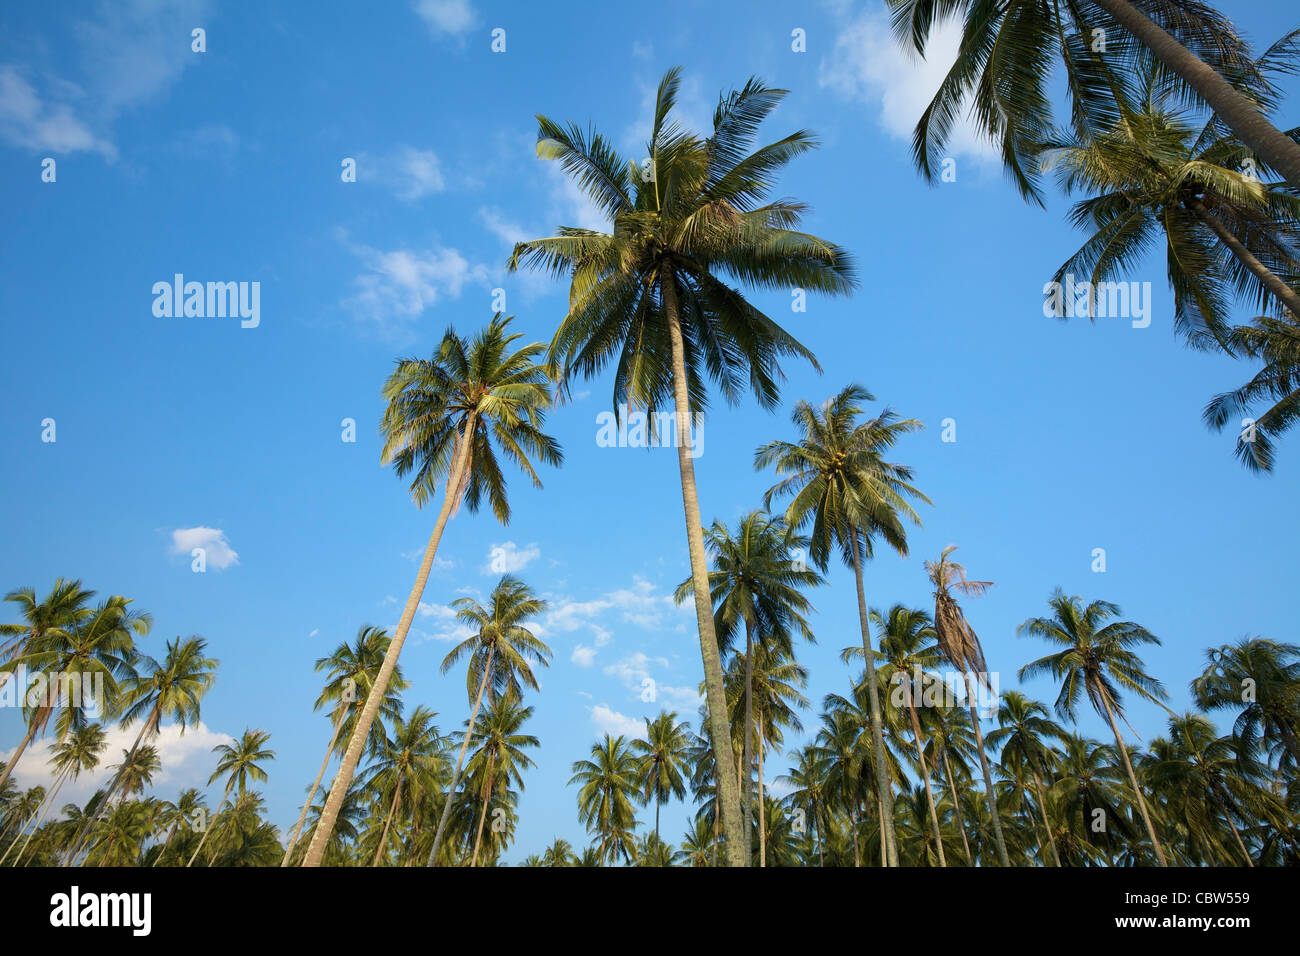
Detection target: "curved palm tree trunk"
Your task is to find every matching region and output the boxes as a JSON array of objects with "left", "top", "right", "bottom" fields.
[
  {"left": 152, "top": 820, "right": 179, "bottom": 866},
  {"left": 907, "top": 699, "right": 947, "bottom": 866},
  {"left": 963, "top": 672, "right": 1011, "bottom": 866},
  {"left": 942, "top": 748, "right": 975, "bottom": 865},
  {"left": 662, "top": 272, "right": 745, "bottom": 867},
  {"left": 470, "top": 757, "right": 497, "bottom": 867},
  {"left": 372, "top": 778, "right": 403, "bottom": 867},
  {"left": 186, "top": 776, "right": 234, "bottom": 867},
  {"left": 428, "top": 643, "right": 495, "bottom": 865},
  {"left": 757, "top": 716, "right": 766, "bottom": 867},
  {"left": 1223, "top": 808, "right": 1253, "bottom": 867},
  {"left": 815, "top": 804, "right": 825, "bottom": 866},
  {"left": 1092, "top": 0, "right": 1300, "bottom": 190},
  {"left": 742, "top": 620, "right": 754, "bottom": 857},
  {"left": 0, "top": 707, "right": 48, "bottom": 794},
  {"left": 847, "top": 541, "right": 899, "bottom": 867},
  {"left": 1032, "top": 770, "right": 1062, "bottom": 867},
  {"left": 1187, "top": 199, "right": 1300, "bottom": 318},
  {"left": 850, "top": 808, "right": 861, "bottom": 867},
  {"left": 4, "top": 765, "right": 69, "bottom": 866},
  {"left": 282, "top": 704, "right": 347, "bottom": 866},
  {"left": 303, "top": 418, "right": 475, "bottom": 867},
  {"left": 1098, "top": 690, "right": 1168, "bottom": 866}
]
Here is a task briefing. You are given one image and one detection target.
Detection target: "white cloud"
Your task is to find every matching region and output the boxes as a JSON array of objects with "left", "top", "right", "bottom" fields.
[
  {"left": 604, "top": 650, "right": 669, "bottom": 692},
  {"left": 308, "top": 628, "right": 319, "bottom": 638},
  {"left": 590, "top": 703, "right": 644, "bottom": 739},
  {"left": 4, "top": 721, "right": 235, "bottom": 808},
  {"left": 412, "top": 601, "right": 474, "bottom": 643},
  {"left": 169, "top": 526, "right": 238, "bottom": 570},
  {"left": 0, "top": 66, "right": 114, "bottom": 157},
  {"left": 657, "top": 684, "right": 704, "bottom": 710},
  {"left": 483, "top": 541, "right": 540, "bottom": 575},
  {"left": 478, "top": 206, "right": 531, "bottom": 246},
  {"left": 819, "top": 8, "right": 996, "bottom": 167},
  {"left": 570, "top": 625, "right": 611, "bottom": 668},
  {"left": 359, "top": 146, "right": 446, "bottom": 201},
  {"left": 413, "top": 0, "right": 477, "bottom": 36}
]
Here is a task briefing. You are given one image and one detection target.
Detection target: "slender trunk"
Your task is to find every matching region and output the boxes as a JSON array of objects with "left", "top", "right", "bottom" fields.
[
  {"left": 372, "top": 778, "right": 403, "bottom": 867},
  {"left": 0, "top": 709, "right": 45, "bottom": 793},
  {"left": 654, "top": 790, "right": 661, "bottom": 843},
  {"left": 1224, "top": 809, "right": 1253, "bottom": 867},
  {"left": 186, "top": 777, "right": 234, "bottom": 867},
  {"left": 303, "top": 416, "right": 476, "bottom": 867},
  {"left": 815, "top": 803, "right": 825, "bottom": 866},
  {"left": 470, "top": 756, "right": 496, "bottom": 867},
  {"left": 850, "top": 808, "right": 860, "bottom": 867},
  {"left": 4, "top": 766, "right": 69, "bottom": 866},
  {"left": 1098, "top": 690, "right": 1168, "bottom": 866},
  {"left": 907, "top": 697, "right": 946, "bottom": 866},
  {"left": 742, "top": 619, "right": 754, "bottom": 857},
  {"left": 757, "top": 716, "right": 766, "bottom": 867},
  {"left": 1092, "top": 0, "right": 1300, "bottom": 189},
  {"left": 848, "top": 540, "right": 898, "bottom": 866},
  {"left": 964, "top": 672, "right": 1011, "bottom": 866},
  {"left": 1032, "top": 770, "right": 1062, "bottom": 867},
  {"left": 428, "top": 643, "right": 495, "bottom": 865},
  {"left": 942, "top": 748, "right": 975, "bottom": 865},
  {"left": 1187, "top": 198, "right": 1300, "bottom": 319},
  {"left": 661, "top": 269, "right": 744, "bottom": 867},
  {"left": 152, "top": 821, "right": 179, "bottom": 866},
  {"left": 282, "top": 704, "right": 348, "bottom": 866}
]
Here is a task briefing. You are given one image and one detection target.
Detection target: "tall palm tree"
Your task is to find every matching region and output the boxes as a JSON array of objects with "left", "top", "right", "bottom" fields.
[
  {"left": 746, "top": 643, "right": 807, "bottom": 867},
  {"left": 1192, "top": 637, "right": 1300, "bottom": 769},
  {"left": 757, "top": 384, "right": 929, "bottom": 866},
  {"left": 888, "top": 0, "right": 1300, "bottom": 193},
  {"left": 463, "top": 695, "right": 537, "bottom": 866},
  {"left": 778, "top": 745, "right": 832, "bottom": 866},
  {"left": 427, "top": 574, "right": 549, "bottom": 865},
  {"left": 303, "top": 314, "right": 561, "bottom": 867},
  {"left": 2, "top": 722, "right": 105, "bottom": 866},
  {"left": 0, "top": 579, "right": 95, "bottom": 693},
  {"left": 675, "top": 510, "right": 821, "bottom": 859},
  {"left": 631, "top": 711, "right": 690, "bottom": 842},
  {"left": 925, "top": 545, "right": 1010, "bottom": 866},
  {"left": 0, "top": 595, "right": 149, "bottom": 793},
  {"left": 569, "top": 735, "right": 640, "bottom": 864},
  {"left": 1018, "top": 590, "right": 1171, "bottom": 865},
  {"left": 919, "top": 703, "right": 978, "bottom": 865},
  {"left": 509, "top": 68, "right": 855, "bottom": 865},
  {"left": 282, "top": 626, "right": 407, "bottom": 865},
  {"left": 360, "top": 705, "right": 446, "bottom": 866},
  {"left": 986, "top": 691, "right": 1068, "bottom": 866},
  {"left": 1204, "top": 319, "right": 1300, "bottom": 473},
  {"left": 188, "top": 728, "right": 275, "bottom": 866}
]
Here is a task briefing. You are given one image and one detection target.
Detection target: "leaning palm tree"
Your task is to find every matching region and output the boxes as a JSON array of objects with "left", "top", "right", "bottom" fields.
[
  {"left": 1018, "top": 590, "right": 1172, "bottom": 866},
  {"left": 188, "top": 728, "right": 275, "bottom": 866},
  {"left": 303, "top": 314, "right": 562, "bottom": 867},
  {"left": 509, "top": 68, "right": 856, "bottom": 864},
  {"left": 2, "top": 722, "right": 105, "bottom": 866},
  {"left": 986, "top": 691, "right": 1069, "bottom": 867},
  {"left": 1204, "top": 317, "right": 1300, "bottom": 472},
  {"left": 757, "top": 384, "right": 929, "bottom": 866},
  {"left": 925, "top": 545, "right": 1010, "bottom": 866},
  {"left": 631, "top": 710, "right": 691, "bottom": 841},
  {"left": 427, "top": 575, "right": 549, "bottom": 865},
  {"left": 888, "top": 0, "right": 1300, "bottom": 193},
  {"left": 281, "top": 626, "right": 407, "bottom": 865},
  {"left": 569, "top": 735, "right": 640, "bottom": 865},
  {"left": 675, "top": 510, "right": 821, "bottom": 857}
]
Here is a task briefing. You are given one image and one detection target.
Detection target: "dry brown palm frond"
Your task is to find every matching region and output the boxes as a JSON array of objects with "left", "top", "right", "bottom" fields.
[{"left": 927, "top": 546, "right": 994, "bottom": 691}]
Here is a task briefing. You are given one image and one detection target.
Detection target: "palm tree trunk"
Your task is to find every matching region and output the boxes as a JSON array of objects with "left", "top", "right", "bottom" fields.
[
  {"left": 847, "top": 540, "right": 899, "bottom": 867},
  {"left": 1032, "top": 770, "right": 1062, "bottom": 867},
  {"left": 963, "top": 672, "right": 1011, "bottom": 866},
  {"left": 4, "top": 765, "right": 69, "bottom": 866},
  {"left": 654, "top": 790, "right": 661, "bottom": 842},
  {"left": 282, "top": 704, "right": 348, "bottom": 865},
  {"left": 1091, "top": 0, "right": 1300, "bottom": 189},
  {"left": 1223, "top": 808, "right": 1253, "bottom": 867},
  {"left": 372, "top": 778, "right": 402, "bottom": 867},
  {"left": 1098, "top": 690, "right": 1168, "bottom": 866},
  {"left": 742, "top": 618, "right": 754, "bottom": 857},
  {"left": 662, "top": 270, "right": 744, "bottom": 867},
  {"left": 303, "top": 416, "right": 476, "bottom": 867},
  {"left": 815, "top": 804, "right": 825, "bottom": 866},
  {"left": 470, "top": 758, "right": 496, "bottom": 867},
  {"left": 1187, "top": 198, "right": 1300, "bottom": 318},
  {"left": 942, "top": 748, "right": 975, "bottom": 865},
  {"left": 428, "top": 643, "right": 495, "bottom": 865},
  {"left": 186, "top": 777, "right": 234, "bottom": 867},
  {"left": 850, "top": 808, "right": 860, "bottom": 867},
  {"left": 152, "top": 820, "right": 179, "bottom": 866},
  {"left": 0, "top": 708, "right": 45, "bottom": 793},
  {"left": 757, "top": 716, "right": 766, "bottom": 867},
  {"left": 907, "top": 699, "right": 947, "bottom": 866}
]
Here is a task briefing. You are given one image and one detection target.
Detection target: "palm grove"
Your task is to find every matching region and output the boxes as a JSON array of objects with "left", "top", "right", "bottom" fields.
[{"left": 4, "top": 0, "right": 1300, "bottom": 867}]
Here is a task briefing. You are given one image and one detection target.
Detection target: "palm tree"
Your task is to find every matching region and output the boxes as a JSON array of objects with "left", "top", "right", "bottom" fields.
[
  {"left": 631, "top": 711, "right": 690, "bottom": 841},
  {"left": 427, "top": 574, "right": 549, "bottom": 865},
  {"left": 0, "top": 579, "right": 95, "bottom": 693},
  {"left": 675, "top": 510, "right": 821, "bottom": 858},
  {"left": 987, "top": 691, "right": 1069, "bottom": 866},
  {"left": 746, "top": 644, "right": 807, "bottom": 867},
  {"left": 303, "top": 314, "right": 561, "bottom": 867},
  {"left": 0, "top": 595, "right": 149, "bottom": 793},
  {"left": 151, "top": 788, "right": 205, "bottom": 866},
  {"left": 569, "top": 735, "right": 639, "bottom": 864},
  {"left": 188, "top": 728, "right": 275, "bottom": 866},
  {"left": 463, "top": 695, "right": 537, "bottom": 866},
  {"left": 509, "top": 68, "right": 855, "bottom": 864},
  {"left": 757, "top": 384, "right": 929, "bottom": 866},
  {"left": 778, "top": 745, "right": 832, "bottom": 866},
  {"left": 888, "top": 0, "right": 1300, "bottom": 193},
  {"left": 919, "top": 703, "right": 978, "bottom": 865},
  {"left": 925, "top": 545, "right": 1010, "bottom": 866},
  {"left": 1204, "top": 319, "right": 1300, "bottom": 472},
  {"left": 360, "top": 705, "right": 446, "bottom": 866},
  {"left": 1018, "top": 590, "right": 1171, "bottom": 865},
  {"left": 2, "top": 722, "right": 105, "bottom": 866},
  {"left": 282, "top": 626, "right": 407, "bottom": 865},
  {"left": 541, "top": 838, "right": 575, "bottom": 867},
  {"left": 1192, "top": 637, "right": 1300, "bottom": 769}
]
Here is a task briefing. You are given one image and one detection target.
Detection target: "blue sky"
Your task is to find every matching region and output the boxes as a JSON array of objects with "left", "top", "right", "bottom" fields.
[{"left": 2, "top": 0, "right": 1297, "bottom": 863}]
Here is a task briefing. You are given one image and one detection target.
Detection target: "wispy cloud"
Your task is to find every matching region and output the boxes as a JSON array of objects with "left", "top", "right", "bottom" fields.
[
  {"left": 358, "top": 145, "right": 446, "bottom": 201},
  {"left": 413, "top": 0, "right": 478, "bottom": 37},
  {"left": 484, "top": 541, "right": 540, "bottom": 575}
]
